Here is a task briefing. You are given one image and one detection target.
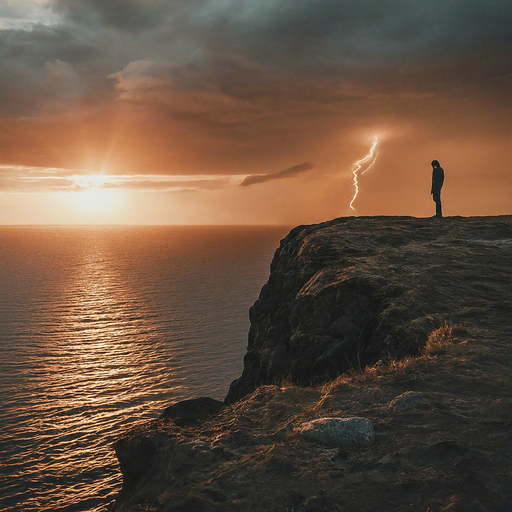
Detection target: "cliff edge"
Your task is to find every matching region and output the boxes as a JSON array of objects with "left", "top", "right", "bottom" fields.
[{"left": 113, "top": 216, "right": 512, "bottom": 512}]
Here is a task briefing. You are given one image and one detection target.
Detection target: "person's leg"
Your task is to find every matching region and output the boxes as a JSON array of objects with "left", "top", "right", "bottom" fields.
[{"left": 433, "top": 190, "right": 442, "bottom": 217}]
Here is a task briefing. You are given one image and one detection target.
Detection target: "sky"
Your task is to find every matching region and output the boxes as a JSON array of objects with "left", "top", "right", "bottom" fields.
[{"left": 0, "top": 0, "right": 510, "bottom": 225}]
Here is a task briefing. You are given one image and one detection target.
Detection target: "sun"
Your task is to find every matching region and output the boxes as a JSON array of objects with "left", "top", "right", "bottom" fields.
[
  {"left": 74, "top": 188, "right": 120, "bottom": 213},
  {"left": 70, "top": 174, "right": 122, "bottom": 216}
]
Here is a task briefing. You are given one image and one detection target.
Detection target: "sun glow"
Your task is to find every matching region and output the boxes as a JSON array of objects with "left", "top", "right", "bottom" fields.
[{"left": 70, "top": 175, "right": 123, "bottom": 216}]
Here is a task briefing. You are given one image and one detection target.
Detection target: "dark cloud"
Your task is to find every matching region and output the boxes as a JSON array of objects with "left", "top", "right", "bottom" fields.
[
  {"left": 47, "top": 1, "right": 512, "bottom": 70},
  {"left": 0, "top": 24, "right": 98, "bottom": 65},
  {"left": 2, "top": 1, "right": 511, "bottom": 109},
  {"left": 184, "top": 0, "right": 512, "bottom": 72},
  {"left": 51, "top": 0, "right": 167, "bottom": 33},
  {"left": 241, "top": 162, "right": 315, "bottom": 187},
  {"left": 0, "top": 24, "right": 105, "bottom": 115}
]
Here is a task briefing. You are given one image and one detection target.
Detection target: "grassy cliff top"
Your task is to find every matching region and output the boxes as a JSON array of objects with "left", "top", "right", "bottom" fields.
[{"left": 114, "top": 216, "right": 512, "bottom": 512}]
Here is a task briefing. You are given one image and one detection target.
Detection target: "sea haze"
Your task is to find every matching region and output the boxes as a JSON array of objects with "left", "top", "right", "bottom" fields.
[{"left": 0, "top": 225, "right": 288, "bottom": 512}]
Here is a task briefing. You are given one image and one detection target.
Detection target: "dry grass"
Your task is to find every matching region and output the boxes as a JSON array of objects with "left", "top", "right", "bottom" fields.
[
  {"left": 317, "top": 323, "right": 471, "bottom": 399},
  {"left": 423, "top": 324, "right": 470, "bottom": 356}
]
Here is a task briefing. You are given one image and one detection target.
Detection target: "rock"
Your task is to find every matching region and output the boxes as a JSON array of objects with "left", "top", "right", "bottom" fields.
[
  {"left": 389, "top": 391, "right": 428, "bottom": 411},
  {"left": 114, "top": 429, "right": 171, "bottom": 487},
  {"left": 296, "top": 417, "right": 375, "bottom": 447},
  {"left": 226, "top": 216, "right": 512, "bottom": 403},
  {"left": 160, "top": 397, "right": 224, "bottom": 426},
  {"left": 225, "top": 217, "right": 465, "bottom": 403}
]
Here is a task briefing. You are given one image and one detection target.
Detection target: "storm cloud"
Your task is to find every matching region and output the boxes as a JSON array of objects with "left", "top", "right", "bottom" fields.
[
  {"left": 2, "top": 1, "right": 510, "bottom": 115},
  {"left": 51, "top": 0, "right": 166, "bottom": 33}
]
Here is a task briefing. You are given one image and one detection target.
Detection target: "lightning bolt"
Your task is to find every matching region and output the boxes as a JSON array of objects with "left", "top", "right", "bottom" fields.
[{"left": 349, "top": 135, "right": 380, "bottom": 211}]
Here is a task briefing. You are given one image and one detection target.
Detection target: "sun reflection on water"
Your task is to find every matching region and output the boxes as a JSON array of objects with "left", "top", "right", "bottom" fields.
[
  {"left": 0, "top": 226, "right": 285, "bottom": 512},
  {"left": 0, "top": 230, "right": 187, "bottom": 512}
]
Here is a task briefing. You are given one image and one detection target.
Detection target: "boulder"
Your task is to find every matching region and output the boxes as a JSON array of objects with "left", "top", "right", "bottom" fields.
[
  {"left": 296, "top": 417, "right": 375, "bottom": 447},
  {"left": 160, "top": 397, "right": 224, "bottom": 426},
  {"left": 389, "top": 391, "right": 428, "bottom": 411}
]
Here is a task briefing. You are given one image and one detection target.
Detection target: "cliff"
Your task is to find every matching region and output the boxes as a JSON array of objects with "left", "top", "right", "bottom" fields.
[{"left": 113, "top": 216, "right": 512, "bottom": 512}]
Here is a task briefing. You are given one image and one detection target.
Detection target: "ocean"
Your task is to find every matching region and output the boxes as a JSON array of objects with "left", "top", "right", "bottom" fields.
[{"left": 0, "top": 225, "right": 289, "bottom": 512}]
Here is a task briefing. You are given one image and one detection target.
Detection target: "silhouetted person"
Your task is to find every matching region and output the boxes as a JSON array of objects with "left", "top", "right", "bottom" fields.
[{"left": 431, "top": 160, "right": 444, "bottom": 218}]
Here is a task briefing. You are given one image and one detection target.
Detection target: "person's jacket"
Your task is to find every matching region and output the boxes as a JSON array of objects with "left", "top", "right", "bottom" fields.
[{"left": 431, "top": 166, "right": 444, "bottom": 193}]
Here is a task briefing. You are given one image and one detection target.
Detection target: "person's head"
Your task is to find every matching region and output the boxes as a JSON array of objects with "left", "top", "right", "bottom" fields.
[{"left": 431, "top": 160, "right": 440, "bottom": 168}]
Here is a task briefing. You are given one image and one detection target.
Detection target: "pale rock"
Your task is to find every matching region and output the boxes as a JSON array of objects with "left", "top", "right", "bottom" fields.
[{"left": 297, "top": 417, "right": 375, "bottom": 447}]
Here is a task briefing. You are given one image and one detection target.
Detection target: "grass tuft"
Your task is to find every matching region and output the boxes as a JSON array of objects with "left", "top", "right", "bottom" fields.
[
  {"left": 423, "top": 324, "right": 469, "bottom": 356},
  {"left": 318, "top": 323, "right": 471, "bottom": 398}
]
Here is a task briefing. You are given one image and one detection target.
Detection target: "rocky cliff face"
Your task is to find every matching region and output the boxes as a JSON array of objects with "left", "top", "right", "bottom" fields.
[
  {"left": 113, "top": 216, "right": 512, "bottom": 512},
  {"left": 226, "top": 216, "right": 512, "bottom": 401}
]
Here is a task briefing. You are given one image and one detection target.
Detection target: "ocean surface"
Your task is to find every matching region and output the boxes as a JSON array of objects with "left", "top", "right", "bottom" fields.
[{"left": 0, "top": 225, "right": 289, "bottom": 512}]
